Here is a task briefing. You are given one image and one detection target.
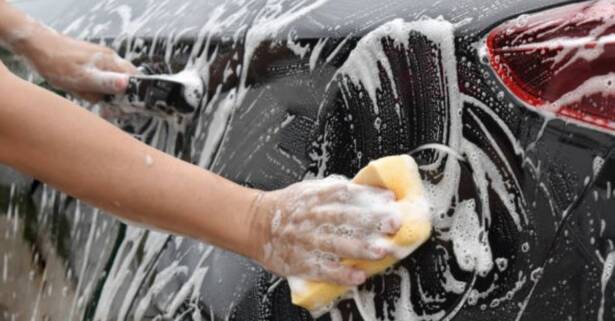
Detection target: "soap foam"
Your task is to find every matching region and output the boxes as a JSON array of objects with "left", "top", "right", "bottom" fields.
[
  {"left": 450, "top": 200, "right": 493, "bottom": 275},
  {"left": 311, "top": 14, "right": 541, "bottom": 320},
  {"left": 14, "top": 0, "right": 579, "bottom": 319},
  {"left": 155, "top": 69, "right": 204, "bottom": 109},
  {"left": 598, "top": 251, "right": 615, "bottom": 321}
]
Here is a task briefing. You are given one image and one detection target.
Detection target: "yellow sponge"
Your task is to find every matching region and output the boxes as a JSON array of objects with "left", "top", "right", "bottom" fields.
[{"left": 289, "top": 155, "right": 432, "bottom": 315}]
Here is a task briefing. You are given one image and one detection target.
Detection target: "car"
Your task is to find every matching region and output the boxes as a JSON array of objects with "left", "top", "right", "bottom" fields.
[{"left": 1, "top": 0, "right": 614, "bottom": 320}]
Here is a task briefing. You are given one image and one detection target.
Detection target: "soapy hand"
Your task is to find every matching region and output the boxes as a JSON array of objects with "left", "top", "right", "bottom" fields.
[
  {"left": 14, "top": 28, "right": 137, "bottom": 101},
  {"left": 253, "top": 176, "right": 402, "bottom": 286}
]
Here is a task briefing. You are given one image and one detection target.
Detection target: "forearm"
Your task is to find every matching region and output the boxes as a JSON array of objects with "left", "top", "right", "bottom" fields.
[{"left": 0, "top": 66, "right": 262, "bottom": 258}]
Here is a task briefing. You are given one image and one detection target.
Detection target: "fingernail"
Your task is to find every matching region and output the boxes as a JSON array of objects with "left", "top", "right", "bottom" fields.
[
  {"left": 351, "top": 271, "right": 366, "bottom": 285},
  {"left": 369, "top": 245, "right": 387, "bottom": 259},
  {"left": 381, "top": 216, "right": 401, "bottom": 234},
  {"left": 380, "top": 220, "right": 391, "bottom": 233},
  {"left": 115, "top": 76, "right": 128, "bottom": 91}
]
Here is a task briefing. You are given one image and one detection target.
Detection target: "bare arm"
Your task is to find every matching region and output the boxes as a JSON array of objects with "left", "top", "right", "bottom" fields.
[
  {"left": 0, "top": 64, "right": 406, "bottom": 285},
  {"left": 0, "top": 65, "right": 263, "bottom": 259},
  {"left": 0, "top": 1, "right": 403, "bottom": 286}
]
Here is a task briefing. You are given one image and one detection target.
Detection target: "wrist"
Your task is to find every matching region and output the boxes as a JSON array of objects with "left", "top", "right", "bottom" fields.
[
  {"left": 10, "top": 24, "right": 57, "bottom": 59},
  {"left": 0, "top": 3, "right": 47, "bottom": 55},
  {"left": 244, "top": 189, "right": 275, "bottom": 264}
]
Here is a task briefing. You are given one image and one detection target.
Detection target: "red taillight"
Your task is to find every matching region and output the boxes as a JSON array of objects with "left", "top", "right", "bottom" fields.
[{"left": 486, "top": 0, "right": 615, "bottom": 131}]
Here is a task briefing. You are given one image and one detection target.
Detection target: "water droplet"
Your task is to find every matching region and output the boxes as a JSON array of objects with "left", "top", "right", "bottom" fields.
[
  {"left": 497, "top": 91, "right": 505, "bottom": 101},
  {"left": 496, "top": 257, "right": 508, "bottom": 271},
  {"left": 515, "top": 14, "right": 529, "bottom": 28},
  {"left": 530, "top": 267, "right": 543, "bottom": 282},
  {"left": 145, "top": 155, "right": 154, "bottom": 167}
]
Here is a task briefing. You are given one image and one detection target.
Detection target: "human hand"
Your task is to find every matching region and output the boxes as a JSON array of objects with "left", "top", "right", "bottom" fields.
[
  {"left": 252, "top": 176, "right": 402, "bottom": 286},
  {"left": 15, "top": 28, "right": 137, "bottom": 102}
]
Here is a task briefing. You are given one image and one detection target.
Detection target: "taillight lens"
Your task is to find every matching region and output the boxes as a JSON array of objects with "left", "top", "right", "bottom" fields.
[{"left": 486, "top": 0, "right": 615, "bottom": 131}]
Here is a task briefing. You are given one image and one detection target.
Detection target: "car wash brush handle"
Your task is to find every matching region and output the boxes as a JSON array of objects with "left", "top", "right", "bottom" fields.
[{"left": 105, "top": 69, "right": 204, "bottom": 116}]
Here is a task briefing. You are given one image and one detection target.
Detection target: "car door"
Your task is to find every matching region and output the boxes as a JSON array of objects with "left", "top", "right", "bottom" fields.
[{"left": 2, "top": 1, "right": 614, "bottom": 321}]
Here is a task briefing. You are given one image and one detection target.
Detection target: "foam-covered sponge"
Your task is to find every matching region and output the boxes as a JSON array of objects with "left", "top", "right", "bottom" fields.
[{"left": 288, "top": 155, "right": 432, "bottom": 315}]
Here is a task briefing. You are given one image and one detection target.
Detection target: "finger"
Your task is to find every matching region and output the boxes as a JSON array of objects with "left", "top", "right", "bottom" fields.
[
  {"left": 74, "top": 91, "right": 102, "bottom": 103},
  {"left": 95, "top": 52, "right": 138, "bottom": 75},
  {"left": 317, "top": 261, "right": 367, "bottom": 286},
  {"left": 316, "top": 183, "right": 396, "bottom": 211},
  {"left": 99, "top": 106, "right": 128, "bottom": 120},
  {"left": 308, "top": 204, "right": 401, "bottom": 234},
  {"left": 377, "top": 210, "right": 402, "bottom": 234},
  {"left": 346, "top": 203, "right": 402, "bottom": 235},
  {"left": 307, "top": 205, "right": 363, "bottom": 225},
  {"left": 347, "top": 183, "right": 396, "bottom": 203},
  {"left": 117, "top": 58, "right": 139, "bottom": 75},
  {"left": 315, "top": 234, "right": 389, "bottom": 261},
  {"left": 83, "top": 69, "right": 130, "bottom": 95}
]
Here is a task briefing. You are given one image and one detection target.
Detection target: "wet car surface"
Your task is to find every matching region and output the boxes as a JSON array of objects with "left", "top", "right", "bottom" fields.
[{"left": 1, "top": 0, "right": 614, "bottom": 321}]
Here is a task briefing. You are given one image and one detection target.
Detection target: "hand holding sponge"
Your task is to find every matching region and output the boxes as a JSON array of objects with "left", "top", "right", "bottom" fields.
[{"left": 288, "top": 155, "right": 432, "bottom": 315}]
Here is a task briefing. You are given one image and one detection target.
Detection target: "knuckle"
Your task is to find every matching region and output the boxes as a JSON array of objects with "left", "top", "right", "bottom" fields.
[
  {"left": 348, "top": 208, "right": 368, "bottom": 222},
  {"left": 324, "top": 179, "right": 347, "bottom": 192},
  {"left": 336, "top": 183, "right": 351, "bottom": 195},
  {"left": 370, "top": 213, "right": 392, "bottom": 229},
  {"left": 279, "top": 226, "right": 295, "bottom": 240},
  {"left": 288, "top": 210, "right": 303, "bottom": 224},
  {"left": 349, "top": 241, "right": 370, "bottom": 258},
  {"left": 320, "top": 237, "right": 335, "bottom": 252},
  {"left": 320, "top": 209, "right": 340, "bottom": 223},
  {"left": 385, "top": 214, "right": 403, "bottom": 230},
  {"left": 314, "top": 206, "right": 340, "bottom": 222}
]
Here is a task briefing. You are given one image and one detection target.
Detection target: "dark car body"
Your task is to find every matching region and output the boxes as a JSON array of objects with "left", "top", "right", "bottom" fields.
[{"left": 1, "top": 0, "right": 614, "bottom": 321}]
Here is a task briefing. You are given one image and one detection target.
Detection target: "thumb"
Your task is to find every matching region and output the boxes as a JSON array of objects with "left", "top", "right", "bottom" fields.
[{"left": 84, "top": 69, "right": 130, "bottom": 95}]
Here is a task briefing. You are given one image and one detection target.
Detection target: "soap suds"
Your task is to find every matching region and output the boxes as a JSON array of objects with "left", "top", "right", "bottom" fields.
[
  {"left": 598, "top": 252, "right": 615, "bottom": 321},
  {"left": 265, "top": 175, "right": 407, "bottom": 287},
  {"left": 9, "top": 0, "right": 608, "bottom": 319},
  {"left": 495, "top": 258, "right": 508, "bottom": 272},
  {"left": 156, "top": 69, "right": 204, "bottom": 109},
  {"left": 311, "top": 15, "right": 542, "bottom": 320},
  {"left": 450, "top": 200, "right": 493, "bottom": 275}
]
